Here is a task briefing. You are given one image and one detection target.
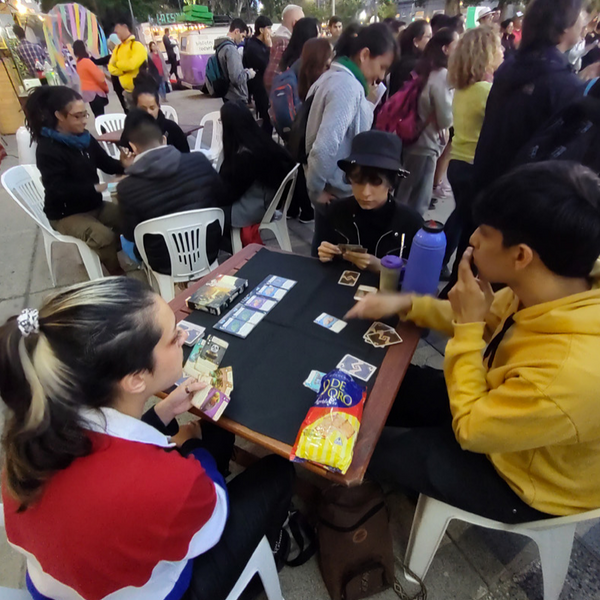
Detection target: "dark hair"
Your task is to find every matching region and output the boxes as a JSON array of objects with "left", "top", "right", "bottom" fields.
[
  {"left": 501, "top": 18, "right": 514, "bottom": 31},
  {"left": 520, "top": 0, "right": 584, "bottom": 53},
  {"left": 132, "top": 81, "right": 160, "bottom": 106},
  {"left": 255, "top": 15, "right": 272, "bottom": 35},
  {"left": 334, "top": 22, "right": 362, "bottom": 56},
  {"left": 450, "top": 15, "right": 465, "bottom": 35},
  {"left": 344, "top": 164, "right": 399, "bottom": 190},
  {"left": 430, "top": 13, "right": 455, "bottom": 33},
  {"left": 473, "top": 161, "right": 600, "bottom": 278},
  {"left": 123, "top": 108, "right": 163, "bottom": 148},
  {"left": 13, "top": 24, "right": 26, "bottom": 40},
  {"left": 280, "top": 17, "right": 319, "bottom": 71},
  {"left": 298, "top": 38, "right": 333, "bottom": 101},
  {"left": 229, "top": 18, "right": 249, "bottom": 34},
  {"left": 114, "top": 17, "right": 132, "bottom": 30},
  {"left": 220, "top": 102, "right": 293, "bottom": 190},
  {"left": 329, "top": 16, "right": 342, "bottom": 27},
  {"left": 383, "top": 18, "right": 404, "bottom": 35},
  {"left": 25, "top": 86, "right": 83, "bottom": 141},
  {"left": 399, "top": 20, "right": 430, "bottom": 56},
  {"left": 415, "top": 27, "right": 456, "bottom": 80},
  {"left": 72, "top": 40, "right": 88, "bottom": 60},
  {"left": 0, "top": 278, "right": 162, "bottom": 510},
  {"left": 336, "top": 22, "right": 397, "bottom": 60}
]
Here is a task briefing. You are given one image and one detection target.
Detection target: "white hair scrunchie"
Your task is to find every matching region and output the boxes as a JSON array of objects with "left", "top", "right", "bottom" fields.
[{"left": 17, "top": 308, "right": 40, "bottom": 337}]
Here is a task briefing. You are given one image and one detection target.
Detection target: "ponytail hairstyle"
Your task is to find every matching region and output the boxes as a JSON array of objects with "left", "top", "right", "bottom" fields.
[
  {"left": 24, "top": 85, "right": 82, "bottom": 142},
  {"left": 0, "top": 278, "right": 162, "bottom": 511},
  {"left": 415, "top": 27, "right": 457, "bottom": 82},
  {"left": 336, "top": 22, "right": 398, "bottom": 61}
]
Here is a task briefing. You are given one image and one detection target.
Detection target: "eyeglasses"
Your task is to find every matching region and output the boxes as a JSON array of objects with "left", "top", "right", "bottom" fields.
[{"left": 68, "top": 111, "right": 89, "bottom": 120}]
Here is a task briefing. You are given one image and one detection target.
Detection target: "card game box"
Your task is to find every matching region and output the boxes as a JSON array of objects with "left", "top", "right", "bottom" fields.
[{"left": 186, "top": 275, "right": 248, "bottom": 315}]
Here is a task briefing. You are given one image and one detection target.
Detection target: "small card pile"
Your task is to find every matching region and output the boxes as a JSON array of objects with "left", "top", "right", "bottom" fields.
[
  {"left": 354, "top": 285, "right": 378, "bottom": 301},
  {"left": 314, "top": 312, "right": 347, "bottom": 333},
  {"left": 178, "top": 320, "right": 206, "bottom": 346},
  {"left": 339, "top": 244, "right": 367, "bottom": 254},
  {"left": 338, "top": 270, "right": 360, "bottom": 287},
  {"left": 214, "top": 275, "right": 297, "bottom": 338},
  {"left": 337, "top": 354, "right": 377, "bottom": 382},
  {"left": 364, "top": 322, "right": 403, "bottom": 348},
  {"left": 184, "top": 335, "right": 232, "bottom": 420},
  {"left": 303, "top": 370, "right": 325, "bottom": 393}
]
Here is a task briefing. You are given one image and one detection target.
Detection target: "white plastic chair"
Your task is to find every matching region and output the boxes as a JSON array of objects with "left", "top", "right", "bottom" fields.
[
  {"left": 161, "top": 104, "right": 179, "bottom": 123},
  {"left": 16, "top": 126, "right": 37, "bottom": 165},
  {"left": 1, "top": 166, "right": 104, "bottom": 285},
  {"left": 405, "top": 494, "right": 600, "bottom": 600},
  {"left": 95, "top": 113, "right": 126, "bottom": 160},
  {"left": 225, "top": 536, "right": 284, "bottom": 600},
  {"left": 231, "top": 164, "right": 299, "bottom": 254},
  {"left": 0, "top": 503, "right": 33, "bottom": 599},
  {"left": 192, "top": 111, "right": 223, "bottom": 168},
  {"left": 134, "top": 208, "right": 224, "bottom": 302}
]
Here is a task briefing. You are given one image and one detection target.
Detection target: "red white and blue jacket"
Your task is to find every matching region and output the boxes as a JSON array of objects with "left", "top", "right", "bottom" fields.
[{"left": 1, "top": 407, "right": 228, "bottom": 600}]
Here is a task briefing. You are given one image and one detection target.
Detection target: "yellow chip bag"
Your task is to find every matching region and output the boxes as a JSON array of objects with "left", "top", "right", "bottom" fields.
[{"left": 290, "top": 369, "right": 366, "bottom": 474}]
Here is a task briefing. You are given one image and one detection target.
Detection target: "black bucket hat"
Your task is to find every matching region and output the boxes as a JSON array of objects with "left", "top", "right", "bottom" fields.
[{"left": 338, "top": 130, "right": 408, "bottom": 177}]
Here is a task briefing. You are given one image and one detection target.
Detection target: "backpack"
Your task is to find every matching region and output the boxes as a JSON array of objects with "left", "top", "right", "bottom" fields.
[
  {"left": 515, "top": 95, "right": 600, "bottom": 175},
  {"left": 288, "top": 94, "right": 315, "bottom": 165},
  {"left": 205, "top": 41, "right": 232, "bottom": 98},
  {"left": 269, "top": 69, "right": 301, "bottom": 141},
  {"left": 375, "top": 74, "right": 427, "bottom": 146}
]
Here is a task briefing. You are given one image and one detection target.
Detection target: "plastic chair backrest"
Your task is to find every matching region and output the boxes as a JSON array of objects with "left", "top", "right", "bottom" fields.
[
  {"left": 94, "top": 113, "right": 126, "bottom": 134},
  {"left": 161, "top": 105, "right": 179, "bottom": 123},
  {"left": 134, "top": 208, "right": 225, "bottom": 280},
  {"left": 1, "top": 165, "right": 52, "bottom": 233},
  {"left": 194, "top": 111, "right": 222, "bottom": 155},
  {"left": 262, "top": 164, "right": 299, "bottom": 224}
]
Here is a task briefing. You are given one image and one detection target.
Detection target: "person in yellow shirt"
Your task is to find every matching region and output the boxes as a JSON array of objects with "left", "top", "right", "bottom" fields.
[
  {"left": 346, "top": 161, "right": 600, "bottom": 523},
  {"left": 108, "top": 19, "right": 148, "bottom": 105}
]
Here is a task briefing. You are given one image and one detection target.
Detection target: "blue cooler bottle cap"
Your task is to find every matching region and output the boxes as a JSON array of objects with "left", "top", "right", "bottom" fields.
[{"left": 381, "top": 255, "right": 403, "bottom": 270}]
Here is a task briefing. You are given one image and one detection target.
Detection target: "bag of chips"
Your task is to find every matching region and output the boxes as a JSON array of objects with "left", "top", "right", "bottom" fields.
[{"left": 291, "top": 369, "right": 366, "bottom": 474}]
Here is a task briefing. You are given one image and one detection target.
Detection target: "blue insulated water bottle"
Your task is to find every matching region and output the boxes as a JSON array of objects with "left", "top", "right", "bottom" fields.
[{"left": 402, "top": 220, "right": 447, "bottom": 296}]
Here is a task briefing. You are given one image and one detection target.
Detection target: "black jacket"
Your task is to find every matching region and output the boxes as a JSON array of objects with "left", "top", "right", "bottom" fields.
[
  {"left": 37, "top": 134, "right": 123, "bottom": 221},
  {"left": 321, "top": 196, "right": 423, "bottom": 259},
  {"left": 243, "top": 36, "right": 270, "bottom": 77},
  {"left": 120, "top": 111, "right": 190, "bottom": 153},
  {"left": 117, "top": 145, "right": 229, "bottom": 274},
  {"left": 388, "top": 54, "right": 419, "bottom": 98},
  {"left": 474, "top": 46, "right": 584, "bottom": 189}
]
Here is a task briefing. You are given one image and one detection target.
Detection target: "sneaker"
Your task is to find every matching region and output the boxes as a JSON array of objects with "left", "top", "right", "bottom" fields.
[{"left": 428, "top": 197, "right": 438, "bottom": 211}]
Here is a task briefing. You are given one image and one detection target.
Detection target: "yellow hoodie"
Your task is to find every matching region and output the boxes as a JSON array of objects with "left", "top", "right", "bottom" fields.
[
  {"left": 406, "top": 271, "right": 600, "bottom": 516},
  {"left": 108, "top": 36, "right": 148, "bottom": 92}
]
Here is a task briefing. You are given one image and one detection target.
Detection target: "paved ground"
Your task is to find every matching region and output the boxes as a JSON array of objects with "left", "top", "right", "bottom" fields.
[{"left": 1, "top": 88, "right": 599, "bottom": 599}]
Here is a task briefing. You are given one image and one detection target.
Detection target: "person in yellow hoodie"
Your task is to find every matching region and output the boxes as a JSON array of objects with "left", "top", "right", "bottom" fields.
[
  {"left": 346, "top": 161, "right": 600, "bottom": 523},
  {"left": 108, "top": 19, "right": 148, "bottom": 105}
]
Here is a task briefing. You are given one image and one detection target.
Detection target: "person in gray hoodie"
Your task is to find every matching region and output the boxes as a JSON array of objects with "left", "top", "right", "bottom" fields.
[
  {"left": 213, "top": 18, "right": 256, "bottom": 104},
  {"left": 117, "top": 110, "right": 231, "bottom": 274}
]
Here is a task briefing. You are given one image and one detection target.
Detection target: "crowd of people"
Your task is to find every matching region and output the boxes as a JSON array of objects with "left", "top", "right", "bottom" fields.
[{"left": 3, "top": 1, "right": 600, "bottom": 599}]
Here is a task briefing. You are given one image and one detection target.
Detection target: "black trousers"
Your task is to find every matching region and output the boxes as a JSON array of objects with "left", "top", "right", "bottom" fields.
[
  {"left": 368, "top": 366, "right": 552, "bottom": 523},
  {"left": 250, "top": 79, "right": 272, "bottom": 135},
  {"left": 444, "top": 160, "right": 474, "bottom": 266},
  {"left": 167, "top": 53, "right": 179, "bottom": 79},
  {"left": 111, "top": 75, "right": 128, "bottom": 113},
  {"left": 184, "top": 441, "right": 295, "bottom": 600},
  {"left": 89, "top": 94, "right": 108, "bottom": 118}
]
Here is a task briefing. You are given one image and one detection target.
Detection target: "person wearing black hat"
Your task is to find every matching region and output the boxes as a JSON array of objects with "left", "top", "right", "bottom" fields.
[{"left": 317, "top": 131, "right": 423, "bottom": 271}]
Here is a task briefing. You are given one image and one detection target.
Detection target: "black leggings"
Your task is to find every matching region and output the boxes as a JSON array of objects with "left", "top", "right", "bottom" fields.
[
  {"left": 89, "top": 94, "right": 108, "bottom": 118},
  {"left": 184, "top": 429, "right": 295, "bottom": 600},
  {"left": 368, "top": 365, "right": 552, "bottom": 523}
]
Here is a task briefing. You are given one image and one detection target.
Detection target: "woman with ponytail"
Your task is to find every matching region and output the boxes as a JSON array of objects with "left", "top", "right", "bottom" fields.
[
  {"left": 0, "top": 278, "right": 294, "bottom": 600},
  {"left": 25, "top": 86, "right": 129, "bottom": 274}
]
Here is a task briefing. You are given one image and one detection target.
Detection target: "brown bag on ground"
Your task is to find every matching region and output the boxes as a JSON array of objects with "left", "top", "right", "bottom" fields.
[{"left": 318, "top": 481, "right": 394, "bottom": 600}]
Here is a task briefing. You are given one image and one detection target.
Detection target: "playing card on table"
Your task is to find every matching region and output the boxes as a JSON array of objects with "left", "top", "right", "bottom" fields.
[
  {"left": 354, "top": 285, "right": 378, "bottom": 301},
  {"left": 178, "top": 320, "right": 206, "bottom": 346},
  {"left": 303, "top": 370, "right": 325, "bottom": 393},
  {"left": 366, "top": 329, "right": 403, "bottom": 347},
  {"left": 214, "top": 316, "right": 255, "bottom": 339},
  {"left": 337, "top": 354, "right": 377, "bottom": 382},
  {"left": 264, "top": 275, "right": 297, "bottom": 290},
  {"left": 338, "top": 270, "right": 360, "bottom": 287},
  {"left": 243, "top": 294, "right": 277, "bottom": 313},
  {"left": 314, "top": 312, "right": 347, "bottom": 333}
]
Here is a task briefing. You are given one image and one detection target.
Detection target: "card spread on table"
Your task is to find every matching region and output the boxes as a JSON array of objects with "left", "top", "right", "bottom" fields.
[
  {"left": 337, "top": 354, "right": 377, "bottom": 382},
  {"left": 364, "top": 322, "right": 403, "bottom": 348},
  {"left": 178, "top": 320, "right": 206, "bottom": 346},
  {"left": 255, "top": 284, "right": 287, "bottom": 301},
  {"left": 243, "top": 294, "right": 277, "bottom": 313},
  {"left": 263, "top": 275, "right": 297, "bottom": 290},
  {"left": 354, "top": 285, "right": 378, "bottom": 301},
  {"left": 314, "top": 312, "right": 347, "bottom": 333},
  {"left": 339, "top": 244, "right": 368, "bottom": 254},
  {"left": 338, "top": 270, "right": 360, "bottom": 287},
  {"left": 303, "top": 370, "right": 326, "bottom": 393},
  {"left": 214, "top": 304, "right": 265, "bottom": 339}
]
